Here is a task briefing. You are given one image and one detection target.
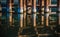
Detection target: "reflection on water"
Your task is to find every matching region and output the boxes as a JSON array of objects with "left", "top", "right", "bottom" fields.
[{"left": 0, "top": 0, "right": 60, "bottom": 37}]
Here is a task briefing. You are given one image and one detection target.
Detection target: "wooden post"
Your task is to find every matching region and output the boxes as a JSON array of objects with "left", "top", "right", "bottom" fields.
[
  {"left": 23, "top": 0, "right": 26, "bottom": 27},
  {"left": 45, "top": 0, "right": 50, "bottom": 26},
  {"left": 42, "top": 0, "right": 44, "bottom": 6},
  {"left": 18, "top": 0, "right": 23, "bottom": 36},
  {"left": 20, "top": 0, "right": 23, "bottom": 28},
  {"left": 9, "top": 0, "right": 13, "bottom": 26},
  {"left": 41, "top": 15, "right": 44, "bottom": 25},
  {"left": 41, "top": 0, "right": 44, "bottom": 25},
  {"left": 33, "top": 0, "right": 36, "bottom": 27}
]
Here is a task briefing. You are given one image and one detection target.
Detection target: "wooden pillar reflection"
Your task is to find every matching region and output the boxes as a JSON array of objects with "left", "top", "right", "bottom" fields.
[
  {"left": 20, "top": 0, "right": 23, "bottom": 28},
  {"left": 24, "top": 0, "right": 26, "bottom": 27},
  {"left": 59, "top": 0, "right": 60, "bottom": 25},
  {"left": 45, "top": 0, "right": 50, "bottom": 27},
  {"left": 33, "top": 0, "right": 36, "bottom": 27},
  {"left": 41, "top": 0, "right": 44, "bottom": 25},
  {"left": 18, "top": 0, "right": 23, "bottom": 36},
  {"left": 41, "top": 16, "right": 44, "bottom": 25},
  {"left": 9, "top": 0, "right": 13, "bottom": 26},
  {"left": 0, "top": 5, "right": 2, "bottom": 16},
  {"left": 0, "top": 5, "right": 2, "bottom": 25},
  {"left": 42, "top": 0, "right": 44, "bottom": 6},
  {"left": 0, "top": 13, "right": 2, "bottom": 17}
]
